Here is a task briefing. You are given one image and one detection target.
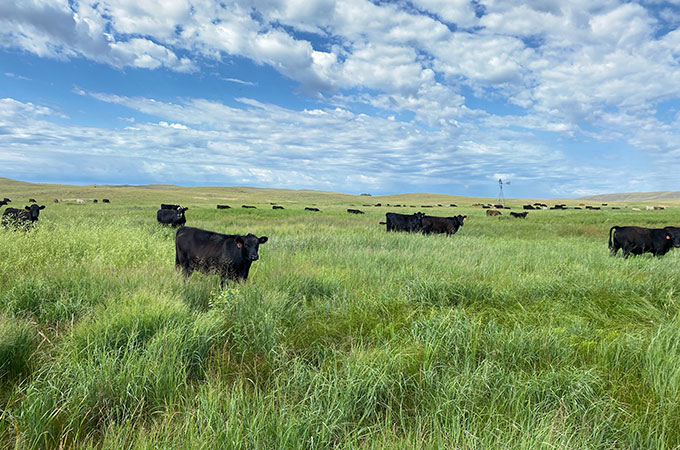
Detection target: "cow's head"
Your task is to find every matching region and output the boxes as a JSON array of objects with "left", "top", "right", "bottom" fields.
[
  {"left": 175, "top": 206, "right": 188, "bottom": 219},
  {"left": 664, "top": 227, "right": 680, "bottom": 248},
  {"left": 24, "top": 204, "right": 45, "bottom": 221},
  {"left": 235, "top": 234, "right": 268, "bottom": 261}
]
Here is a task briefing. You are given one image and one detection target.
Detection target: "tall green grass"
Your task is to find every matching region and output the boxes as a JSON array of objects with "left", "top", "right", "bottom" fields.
[{"left": 1, "top": 182, "right": 680, "bottom": 448}]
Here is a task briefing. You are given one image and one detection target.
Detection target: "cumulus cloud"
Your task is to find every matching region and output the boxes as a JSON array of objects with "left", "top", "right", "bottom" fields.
[{"left": 2, "top": 0, "right": 680, "bottom": 194}]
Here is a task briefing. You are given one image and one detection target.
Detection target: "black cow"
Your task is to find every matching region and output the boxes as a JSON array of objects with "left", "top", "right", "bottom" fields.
[
  {"left": 175, "top": 226, "right": 268, "bottom": 285},
  {"left": 28, "top": 198, "right": 36, "bottom": 203},
  {"left": 93, "top": 199, "right": 98, "bottom": 203},
  {"left": 103, "top": 199, "right": 110, "bottom": 203},
  {"left": 510, "top": 211, "right": 528, "bottom": 218},
  {"left": 217, "top": 205, "right": 231, "bottom": 209},
  {"left": 609, "top": 226, "right": 680, "bottom": 258},
  {"left": 242, "top": 205, "right": 256, "bottom": 209},
  {"left": 385, "top": 212, "right": 424, "bottom": 232},
  {"left": 0, "top": 201, "right": 7, "bottom": 207},
  {"left": 161, "top": 203, "right": 181, "bottom": 210},
  {"left": 1, "top": 204, "right": 45, "bottom": 228},
  {"left": 157, "top": 206, "right": 188, "bottom": 227},
  {"left": 272, "top": 206, "right": 284, "bottom": 210},
  {"left": 421, "top": 215, "right": 466, "bottom": 235},
  {"left": 2, "top": 198, "right": 10, "bottom": 203},
  {"left": 305, "top": 207, "right": 320, "bottom": 212},
  {"left": 347, "top": 209, "right": 364, "bottom": 214},
  {"left": 523, "top": 205, "right": 535, "bottom": 210},
  {"left": 449, "top": 204, "right": 457, "bottom": 207}
]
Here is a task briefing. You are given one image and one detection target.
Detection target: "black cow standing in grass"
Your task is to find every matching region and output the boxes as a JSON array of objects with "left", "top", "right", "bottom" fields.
[
  {"left": 157, "top": 206, "right": 188, "bottom": 227},
  {"left": 510, "top": 211, "right": 528, "bottom": 218},
  {"left": 305, "top": 207, "right": 320, "bottom": 212},
  {"left": 609, "top": 226, "right": 680, "bottom": 258},
  {"left": 1, "top": 204, "right": 45, "bottom": 228},
  {"left": 175, "top": 226, "right": 268, "bottom": 285},
  {"left": 347, "top": 209, "right": 364, "bottom": 214},
  {"left": 272, "top": 205, "right": 284, "bottom": 210},
  {"left": 385, "top": 212, "right": 424, "bottom": 232},
  {"left": 421, "top": 215, "right": 466, "bottom": 235}
]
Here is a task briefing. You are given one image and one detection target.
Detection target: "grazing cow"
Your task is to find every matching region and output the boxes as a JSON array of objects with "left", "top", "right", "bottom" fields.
[
  {"left": 385, "top": 212, "right": 424, "bottom": 232},
  {"left": 28, "top": 198, "right": 36, "bottom": 203},
  {"left": 611, "top": 207, "right": 620, "bottom": 210},
  {"left": 609, "top": 226, "right": 680, "bottom": 258},
  {"left": 523, "top": 205, "right": 535, "bottom": 210},
  {"left": 53, "top": 199, "right": 59, "bottom": 203},
  {"left": 217, "top": 205, "right": 231, "bottom": 209},
  {"left": 493, "top": 204, "right": 504, "bottom": 209},
  {"left": 374, "top": 203, "right": 382, "bottom": 207},
  {"left": 305, "top": 207, "right": 320, "bottom": 212},
  {"left": 157, "top": 206, "right": 188, "bottom": 227},
  {"left": 93, "top": 199, "right": 98, "bottom": 203},
  {"left": 175, "top": 226, "right": 268, "bottom": 285},
  {"left": 1, "top": 204, "right": 45, "bottom": 228},
  {"left": 450, "top": 204, "right": 457, "bottom": 207},
  {"left": 347, "top": 208, "right": 364, "bottom": 214},
  {"left": 574, "top": 207, "right": 582, "bottom": 210},
  {"left": 161, "top": 203, "right": 181, "bottom": 210},
  {"left": 510, "top": 211, "right": 528, "bottom": 218},
  {"left": 486, "top": 209, "right": 502, "bottom": 216},
  {"left": 421, "top": 215, "right": 466, "bottom": 235},
  {"left": 242, "top": 205, "right": 256, "bottom": 209},
  {"left": 272, "top": 206, "right": 284, "bottom": 210},
  {"left": 2, "top": 198, "right": 10, "bottom": 203},
  {"left": 102, "top": 199, "right": 110, "bottom": 203}
]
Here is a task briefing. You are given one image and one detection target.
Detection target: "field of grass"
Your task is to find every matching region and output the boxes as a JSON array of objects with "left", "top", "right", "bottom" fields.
[{"left": 1, "top": 178, "right": 680, "bottom": 449}]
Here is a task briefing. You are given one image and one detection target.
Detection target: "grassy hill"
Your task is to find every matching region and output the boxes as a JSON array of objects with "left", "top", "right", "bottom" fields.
[
  {"left": 2, "top": 178, "right": 680, "bottom": 448},
  {"left": 579, "top": 191, "right": 680, "bottom": 202}
]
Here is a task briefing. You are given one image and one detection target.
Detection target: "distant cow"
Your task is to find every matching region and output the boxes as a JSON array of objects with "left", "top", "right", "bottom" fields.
[
  {"left": 28, "top": 198, "right": 36, "bottom": 203},
  {"left": 510, "top": 211, "right": 528, "bottom": 218},
  {"left": 53, "top": 199, "right": 59, "bottom": 203},
  {"left": 523, "top": 205, "right": 535, "bottom": 210},
  {"left": 217, "top": 205, "right": 231, "bottom": 209},
  {"left": 609, "top": 226, "right": 680, "bottom": 258},
  {"left": 450, "top": 204, "right": 457, "bottom": 207},
  {"left": 161, "top": 203, "right": 181, "bottom": 210},
  {"left": 272, "top": 206, "right": 284, "bottom": 210},
  {"left": 1, "top": 204, "right": 45, "bottom": 228},
  {"left": 242, "top": 205, "right": 256, "bottom": 209},
  {"left": 102, "top": 199, "right": 110, "bottom": 203},
  {"left": 93, "top": 199, "right": 98, "bottom": 203},
  {"left": 305, "top": 207, "right": 320, "bottom": 212},
  {"left": 486, "top": 209, "right": 502, "bottom": 216},
  {"left": 385, "top": 212, "right": 424, "bottom": 232},
  {"left": 2, "top": 198, "right": 10, "bottom": 203},
  {"left": 421, "top": 215, "right": 466, "bottom": 235},
  {"left": 175, "top": 226, "right": 268, "bottom": 285},
  {"left": 157, "top": 206, "right": 188, "bottom": 227},
  {"left": 347, "top": 208, "right": 364, "bottom": 214}
]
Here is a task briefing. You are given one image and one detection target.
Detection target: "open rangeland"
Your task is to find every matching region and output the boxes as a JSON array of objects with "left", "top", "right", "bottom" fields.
[{"left": 1, "top": 178, "right": 680, "bottom": 449}]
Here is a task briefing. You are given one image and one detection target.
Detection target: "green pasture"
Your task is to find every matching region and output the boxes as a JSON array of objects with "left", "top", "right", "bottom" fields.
[{"left": 1, "top": 178, "right": 680, "bottom": 449}]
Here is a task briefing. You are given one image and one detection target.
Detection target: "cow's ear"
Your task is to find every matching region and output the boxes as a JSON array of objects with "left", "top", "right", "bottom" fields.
[
  {"left": 39, "top": 205, "right": 45, "bottom": 210},
  {"left": 183, "top": 207, "right": 189, "bottom": 211},
  {"left": 259, "top": 236, "right": 268, "bottom": 244},
  {"left": 235, "top": 236, "right": 244, "bottom": 248},
  {"left": 24, "top": 206, "right": 30, "bottom": 211}
]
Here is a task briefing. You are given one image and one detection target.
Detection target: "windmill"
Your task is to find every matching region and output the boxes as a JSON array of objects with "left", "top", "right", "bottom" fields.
[{"left": 497, "top": 178, "right": 510, "bottom": 207}]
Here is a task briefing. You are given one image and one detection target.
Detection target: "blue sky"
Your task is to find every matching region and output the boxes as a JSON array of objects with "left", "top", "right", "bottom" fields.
[{"left": 1, "top": 0, "right": 680, "bottom": 198}]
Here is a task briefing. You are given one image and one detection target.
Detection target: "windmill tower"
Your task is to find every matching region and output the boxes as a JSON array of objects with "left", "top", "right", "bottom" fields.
[{"left": 497, "top": 178, "right": 509, "bottom": 207}]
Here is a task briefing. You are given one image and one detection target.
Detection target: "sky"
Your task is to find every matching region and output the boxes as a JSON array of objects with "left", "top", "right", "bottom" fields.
[{"left": 1, "top": 0, "right": 680, "bottom": 198}]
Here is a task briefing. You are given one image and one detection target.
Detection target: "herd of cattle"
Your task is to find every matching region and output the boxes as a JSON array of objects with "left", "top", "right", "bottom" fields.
[{"left": 2, "top": 196, "right": 679, "bottom": 284}]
